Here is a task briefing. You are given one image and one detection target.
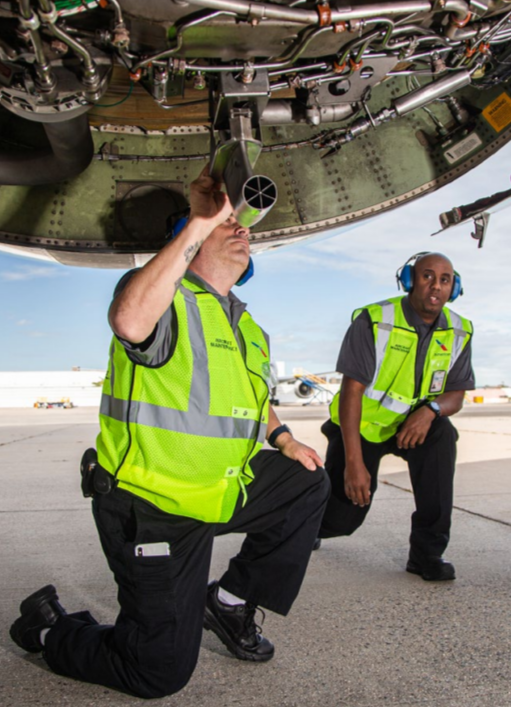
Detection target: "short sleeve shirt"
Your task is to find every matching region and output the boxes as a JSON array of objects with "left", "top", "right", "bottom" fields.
[
  {"left": 336, "top": 295, "right": 475, "bottom": 396},
  {"left": 112, "top": 269, "right": 269, "bottom": 366}
]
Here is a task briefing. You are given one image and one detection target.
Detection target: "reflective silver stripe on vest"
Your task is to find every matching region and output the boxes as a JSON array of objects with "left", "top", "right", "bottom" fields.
[
  {"left": 100, "top": 393, "right": 260, "bottom": 440},
  {"left": 181, "top": 286, "right": 211, "bottom": 414},
  {"left": 101, "top": 394, "right": 127, "bottom": 421},
  {"left": 109, "top": 340, "right": 116, "bottom": 396},
  {"left": 448, "top": 310, "right": 468, "bottom": 372},
  {"left": 364, "top": 300, "right": 395, "bottom": 400},
  {"left": 363, "top": 388, "right": 411, "bottom": 415}
]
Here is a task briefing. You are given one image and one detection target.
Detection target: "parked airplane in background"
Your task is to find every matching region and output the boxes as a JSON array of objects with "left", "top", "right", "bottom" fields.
[{"left": 1, "top": 1, "right": 511, "bottom": 268}]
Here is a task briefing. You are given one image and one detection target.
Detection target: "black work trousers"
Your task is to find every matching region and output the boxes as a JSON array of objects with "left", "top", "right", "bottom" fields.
[
  {"left": 44, "top": 451, "right": 330, "bottom": 699},
  {"left": 318, "top": 417, "right": 458, "bottom": 559}
]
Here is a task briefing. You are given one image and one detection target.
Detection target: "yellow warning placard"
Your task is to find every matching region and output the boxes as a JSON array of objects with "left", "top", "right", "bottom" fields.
[{"left": 482, "top": 93, "right": 511, "bottom": 132}]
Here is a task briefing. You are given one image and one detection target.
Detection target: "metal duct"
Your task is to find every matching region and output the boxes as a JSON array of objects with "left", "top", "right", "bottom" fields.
[
  {"left": 222, "top": 141, "right": 277, "bottom": 227},
  {"left": 0, "top": 114, "right": 93, "bottom": 185}
]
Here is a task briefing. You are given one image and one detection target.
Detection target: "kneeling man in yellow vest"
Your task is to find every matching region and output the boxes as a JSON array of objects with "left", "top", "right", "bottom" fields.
[
  {"left": 10, "top": 166, "right": 330, "bottom": 699},
  {"left": 318, "top": 252, "right": 474, "bottom": 581}
]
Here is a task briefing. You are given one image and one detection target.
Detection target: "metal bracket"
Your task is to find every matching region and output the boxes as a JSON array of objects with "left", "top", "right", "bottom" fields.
[{"left": 471, "top": 212, "right": 489, "bottom": 248}]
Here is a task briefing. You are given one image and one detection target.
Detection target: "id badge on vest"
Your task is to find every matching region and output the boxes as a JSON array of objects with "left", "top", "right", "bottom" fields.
[{"left": 429, "top": 370, "right": 447, "bottom": 394}]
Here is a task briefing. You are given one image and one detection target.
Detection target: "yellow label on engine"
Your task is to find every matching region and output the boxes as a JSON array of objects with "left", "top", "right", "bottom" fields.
[{"left": 482, "top": 93, "right": 511, "bottom": 132}]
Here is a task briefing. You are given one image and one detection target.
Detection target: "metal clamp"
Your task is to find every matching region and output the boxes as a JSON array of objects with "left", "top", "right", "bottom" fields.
[
  {"left": 38, "top": 3, "right": 59, "bottom": 25},
  {"left": 18, "top": 12, "right": 40, "bottom": 31}
]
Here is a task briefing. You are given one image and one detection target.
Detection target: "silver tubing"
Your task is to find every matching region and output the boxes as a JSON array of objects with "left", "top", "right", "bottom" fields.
[
  {"left": 38, "top": 0, "right": 99, "bottom": 85},
  {"left": 331, "top": 2, "right": 431, "bottom": 22},
  {"left": 393, "top": 70, "right": 471, "bottom": 115},
  {"left": 18, "top": 0, "right": 54, "bottom": 89},
  {"left": 259, "top": 99, "right": 353, "bottom": 124},
  {"left": 184, "top": 0, "right": 431, "bottom": 26},
  {"left": 444, "top": 0, "right": 470, "bottom": 19},
  {"left": 181, "top": 25, "right": 333, "bottom": 73},
  {"left": 102, "top": 0, "right": 124, "bottom": 26},
  {"left": 131, "top": 10, "right": 237, "bottom": 73},
  {"left": 185, "top": 0, "right": 318, "bottom": 24}
]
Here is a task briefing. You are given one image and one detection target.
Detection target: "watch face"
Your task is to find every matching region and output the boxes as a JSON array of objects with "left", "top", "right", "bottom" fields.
[{"left": 429, "top": 402, "right": 440, "bottom": 414}]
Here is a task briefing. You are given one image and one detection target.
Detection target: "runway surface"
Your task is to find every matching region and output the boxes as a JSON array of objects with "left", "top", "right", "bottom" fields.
[{"left": 1, "top": 404, "right": 510, "bottom": 707}]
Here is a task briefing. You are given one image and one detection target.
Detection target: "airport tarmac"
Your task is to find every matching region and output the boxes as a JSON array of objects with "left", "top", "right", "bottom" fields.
[{"left": 1, "top": 403, "right": 510, "bottom": 707}]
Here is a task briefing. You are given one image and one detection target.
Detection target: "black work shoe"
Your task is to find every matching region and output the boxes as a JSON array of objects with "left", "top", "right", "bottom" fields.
[
  {"left": 203, "top": 582, "right": 274, "bottom": 662},
  {"left": 406, "top": 556, "right": 456, "bottom": 581},
  {"left": 10, "top": 584, "right": 67, "bottom": 653},
  {"left": 312, "top": 538, "right": 322, "bottom": 551}
]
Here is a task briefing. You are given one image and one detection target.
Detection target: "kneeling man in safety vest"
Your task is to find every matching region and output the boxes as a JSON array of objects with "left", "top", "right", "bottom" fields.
[
  {"left": 10, "top": 166, "right": 330, "bottom": 699},
  {"left": 318, "top": 252, "right": 474, "bottom": 581}
]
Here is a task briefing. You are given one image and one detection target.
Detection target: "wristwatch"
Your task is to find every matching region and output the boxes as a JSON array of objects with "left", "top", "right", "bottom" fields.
[
  {"left": 425, "top": 401, "right": 442, "bottom": 418},
  {"left": 268, "top": 424, "right": 292, "bottom": 448}
]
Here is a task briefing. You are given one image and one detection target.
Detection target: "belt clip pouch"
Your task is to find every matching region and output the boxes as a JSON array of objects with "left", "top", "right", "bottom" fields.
[
  {"left": 80, "top": 447, "right": 98, "bottom": 498},
  {"left": 93, "top": 465, "right": 115, "bottom": 495}
]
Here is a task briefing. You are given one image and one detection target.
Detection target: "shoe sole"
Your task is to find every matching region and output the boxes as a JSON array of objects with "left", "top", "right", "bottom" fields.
[
  {"left": 20, "top": 585, "right": 58, "bottom": 615},
  {"left": 203, "top": 607, "right": 274, "bottom": 663},
  {"left": 406, "top": 563, "right": 455, "bottom": 581}
]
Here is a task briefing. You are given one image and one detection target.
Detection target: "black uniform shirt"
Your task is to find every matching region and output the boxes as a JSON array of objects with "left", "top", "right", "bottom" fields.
[{"left": 336, "top": 295, "right": 475, "bottom": 397}]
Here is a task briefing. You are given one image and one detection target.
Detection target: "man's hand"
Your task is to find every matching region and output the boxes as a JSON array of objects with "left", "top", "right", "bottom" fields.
[
  {"left": 189, "top": 165, "right": 232, "bottom": 231},
  {"left": 344, "top": 461, "right": 371, "bottom": 506},
  {"left": 276, "top": 434, "right": 323, "bottom": 472},
  {"left": 396, "top": 406, "right": 435, "bottom": 449}
]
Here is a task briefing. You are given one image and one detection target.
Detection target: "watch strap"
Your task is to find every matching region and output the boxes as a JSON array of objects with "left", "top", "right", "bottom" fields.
[
  {"left": 426, "top": 401, "right": 441, "bottom": 418},
  {"left": 268, "top": 424, "right": 292, "bottom": 448}
]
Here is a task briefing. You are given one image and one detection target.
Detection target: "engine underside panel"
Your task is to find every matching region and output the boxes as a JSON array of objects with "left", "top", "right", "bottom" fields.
[{"left": 2, "top": 1, "right": 511, "bottom": 266}]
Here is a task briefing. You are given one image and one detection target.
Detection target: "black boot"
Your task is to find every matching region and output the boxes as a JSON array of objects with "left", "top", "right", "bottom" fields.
[
  {"left": 406, "top": 553, "right": 455, "bottom": 581},
  {"left": 204, "top": 581, "right": 274, "bottom": 662},
  {"left": 10, "top": 584, "right": 67, "bottom": 653}
]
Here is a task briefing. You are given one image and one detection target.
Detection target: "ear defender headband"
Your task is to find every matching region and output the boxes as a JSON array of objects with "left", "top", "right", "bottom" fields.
[
  {"left": 396, "top": 251, "right": 463, "bottom": 302},
  {"left": 165, "top": 215, "right": 254, "bottom": 286}
]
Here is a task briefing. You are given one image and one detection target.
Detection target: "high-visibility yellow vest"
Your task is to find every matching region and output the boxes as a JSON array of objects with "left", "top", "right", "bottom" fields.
[
  {"left": 96, "top": 277, "right": 270, "bottom": 523},
  {"left": 329, "top": 296, "right": 472, "bottom": 443}
]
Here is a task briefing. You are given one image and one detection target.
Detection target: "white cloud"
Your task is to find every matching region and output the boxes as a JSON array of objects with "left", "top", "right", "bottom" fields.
[
  {"left": 16, "top": 319, "right": 31, "bottom": 326},
  {"left": 1, "top": 266, "right": 67, "bottom": 282},
  {"left": 260, "top": 142, "right": 511, "bottom": 385}
]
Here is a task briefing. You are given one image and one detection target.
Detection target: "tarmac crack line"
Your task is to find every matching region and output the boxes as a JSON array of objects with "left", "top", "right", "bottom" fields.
[
  {"left": 382, "top": 480, "right": 511, "bottom": 528},
  {"left": 456, "top": 428, "right": 511, "bottom": 436},
  {"left": 0, "top": 507, "right": 89, "bottom": 514},
  {"left": 0, "top": 425, "right": 82, "bottom": 448}
]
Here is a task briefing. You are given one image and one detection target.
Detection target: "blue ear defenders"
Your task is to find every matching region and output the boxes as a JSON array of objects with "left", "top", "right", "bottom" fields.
[
  {"left": 166, "top": 216, "right": 254, "bottom": 286},
  {"left": 396, "top": 252, "right": 463, "bottom": 302}
]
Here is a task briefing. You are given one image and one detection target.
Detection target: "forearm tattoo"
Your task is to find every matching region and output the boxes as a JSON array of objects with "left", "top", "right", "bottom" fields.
[{"left": 183, "top": 239, "right": 204, "bottom": 264}]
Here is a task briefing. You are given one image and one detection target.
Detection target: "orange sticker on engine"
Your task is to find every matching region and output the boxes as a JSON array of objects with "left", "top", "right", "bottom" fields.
[{"left": 482, "top": 93, "right": 511, "bottom": 132}]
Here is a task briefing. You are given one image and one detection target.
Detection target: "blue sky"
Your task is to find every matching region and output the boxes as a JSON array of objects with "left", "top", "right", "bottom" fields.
[{"left": 1, "top": 142, "right": 511, "bottom": 385}]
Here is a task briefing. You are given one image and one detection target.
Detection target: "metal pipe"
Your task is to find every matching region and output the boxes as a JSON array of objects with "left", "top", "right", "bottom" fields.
[
  {"left": 339, "top": 18, "right": 396, "bottom": 66},
  {"left": 259, "top": 98, "right": 353, "bottom": 124},
  {"left": 131, "top": 10, "right": 237, "bottom": 73},
  {"left": 184, "top": 0, "right": 431, "bottom": 26},
  {"left": 37, "top": 0, "right": 99, "bottom": 86},
  {"left": 180, "top": 25, "right": 333, "bottom": 73},
  {"left": 103, "top": 0, "right": 124, "bottom": 26},
  {"left": 185, "top": 0, "right": 317, "bottom": 24},
  {"left": 17, "top": 0, "right": 55, "bottom": 90},
  {"left": 393, "top": 70, "right": 471, "bottom": 115},
  {"left": 331, "top": 2, "right": 431, "bottom": 21},
  {"left": 444, "top": 0, "right": 470, "bottom": 19},
  {"left": 268, "top": 62, "right": 329, "bottom": 78}
]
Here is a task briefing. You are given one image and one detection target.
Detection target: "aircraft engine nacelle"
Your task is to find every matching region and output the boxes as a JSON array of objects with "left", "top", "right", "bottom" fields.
[
  {"left": 2, "top": 1, "right": 511, "bottom": 267},
  {"left": 294, "top": 380, "right": 314, "bottom": 399}
]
